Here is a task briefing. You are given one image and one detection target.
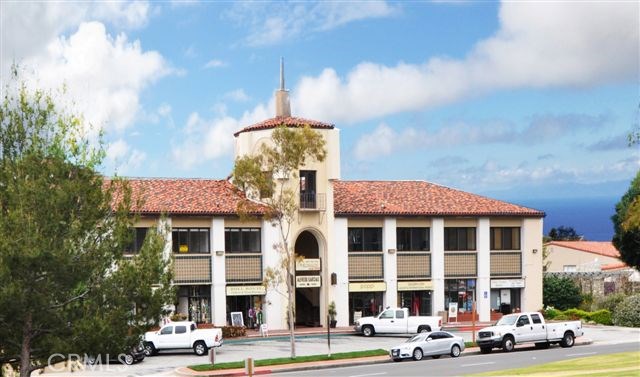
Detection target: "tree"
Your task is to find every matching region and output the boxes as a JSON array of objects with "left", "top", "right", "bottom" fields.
[
  {"left": 543, "top": 275, "right": 582, "bottom": 310},
  {"left": 0, "top": 78, "right": 174, "bottom": 376},
  {"left": 612, "top": 171, "right": 640, "bottom": 270},
  {"left": 548, "top": 226, "right": 582, "bottom": 241},
  {"left": 232, "top": 124, "right": 326, "bottom": 358}
]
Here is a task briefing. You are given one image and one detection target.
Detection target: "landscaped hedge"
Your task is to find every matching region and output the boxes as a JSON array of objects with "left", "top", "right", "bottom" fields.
[
  {"left": 542, "top": 308, "right": 612, "bottom": 325},
  {"left": 612, "top": 294, "right": 640, "bottom": 327},
  {"left": 221, "top": 325, "right": 246, "bottom": 338}
]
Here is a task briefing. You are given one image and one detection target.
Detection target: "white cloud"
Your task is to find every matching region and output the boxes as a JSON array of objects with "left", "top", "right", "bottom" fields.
[
  {"left": 293, "top": 2, "right": 639, "bottom": 123},
  {"left": 223, "top": 89, "right": 250, "bottom": 102},
  {"left": 171, "top": 101, "right": 272, "bottom": 169},
  {"left": 203, "top": 59, "right": 227, "bottom": 69},
  {"left": 18, "top": 21, "right": 170, "bottom": 133},
  {"left": 225, "top": 1, "right": 397, "bottom": 46},
  {"left": 105, "top": 139, "right": 147, "bottom": 175}
]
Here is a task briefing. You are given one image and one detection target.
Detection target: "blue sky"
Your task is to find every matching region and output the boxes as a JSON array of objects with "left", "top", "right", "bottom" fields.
[{"left": 1, "top": 1, "right": 638, "bottom": 203}]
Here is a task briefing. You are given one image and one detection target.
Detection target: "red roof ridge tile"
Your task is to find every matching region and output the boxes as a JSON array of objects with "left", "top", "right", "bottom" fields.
[{"left": 234, "top": 116, "right": 334, "bottom": 137}]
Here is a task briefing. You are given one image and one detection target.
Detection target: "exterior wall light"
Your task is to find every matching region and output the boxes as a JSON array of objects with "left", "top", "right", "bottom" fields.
[
  {"left": 331, "top": 272, "right": 337, "bottom": 285},
  {"left": 387, "top": 248, "right": 396, "bottom": 254},
  {"left": 215, "top": 250, "right": 224, "bottom": 256},
  {"left": 532, "top": 249, "right": 538, "bottom": 254}
]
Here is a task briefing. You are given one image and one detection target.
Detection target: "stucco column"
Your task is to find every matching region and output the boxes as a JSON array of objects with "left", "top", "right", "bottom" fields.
[
  {"left": 332, "top": 217, "right": 349, "bottom": 327},
  {"left": 383, "top": 218, "right": 397, "bottom": 308},
  {"left": 262, "top": 220, "right": 286, "bottom": 330},
  {"left": 431, "top": 218, "right": 445, "bottom": 316},
  {"left": 522, "top": 218, "right": 543, "bottom": 312},
  {"left": 158, "top": 217, "right": 172, "bottom": 261},
  {"left": 477, "top": 218, "right": 491, "bottom": 322},
  {"left": 211, "top": 218, "right": 226, "bottom": 326}
]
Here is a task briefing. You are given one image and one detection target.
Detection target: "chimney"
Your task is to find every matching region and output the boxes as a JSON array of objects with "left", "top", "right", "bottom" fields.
[{"left": 275, "top": 57, "right": 291, "bottom": 118}]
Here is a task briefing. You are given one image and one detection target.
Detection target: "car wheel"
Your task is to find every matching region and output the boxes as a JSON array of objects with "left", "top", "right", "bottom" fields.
[
  {"left": 143, "top": 342, "right": 156, "bottom": 357},
  {"left": 123, "top": 354, "right": 135, "bottom": 366},
  {"left": 480, "top": 346, "right": 492, "bottom": 354},
  {"left": 432, "top": 355, "right": 441, "bottom": 359},
  {"left": 450, "top": 344, "right": 461, "bottom": 358},
  {"left": 560, "top": 332, "right": 575, "bottom": 348},
  {"left": 194, "top": 341, "right": 208, "bottom": 356},
  {"left": 502, "top": 336, "right": 515, "bottom": 352},
  {"left": 412, "top": 348, "right": 423, "bottom": 361},
  {"left": 362, "top": 325, "right": 375, "bottom": 337}
]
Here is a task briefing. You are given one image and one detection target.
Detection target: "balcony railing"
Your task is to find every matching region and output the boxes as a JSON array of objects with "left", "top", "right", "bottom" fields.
[
  {"left": 300, "top": 192, "right": 326, "bottom": 211},
  {"left": 174, "top": 254, "right": 211, "bottom": 284}
]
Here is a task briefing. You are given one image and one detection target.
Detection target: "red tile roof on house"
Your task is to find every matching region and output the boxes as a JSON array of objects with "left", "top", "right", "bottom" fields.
[
  {"left": 545, "top": 241, "right": 620, "bottom": 258},
  {"left": 109, "top": 178, "right": 267, "bottom": 216},
  {"left": 333, "top": 180, "right": 545, "bottom": 217},
  {"left": 233, "top": 116, "right": 334, "bottom": 137}
]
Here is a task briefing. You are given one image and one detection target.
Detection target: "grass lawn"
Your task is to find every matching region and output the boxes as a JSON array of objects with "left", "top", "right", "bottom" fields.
[
  {"left": 189, "top": 348, "right": 388, "bottom": 371},
  {"left": 469, "top": 351, "right": 640, "bottom": 377}
]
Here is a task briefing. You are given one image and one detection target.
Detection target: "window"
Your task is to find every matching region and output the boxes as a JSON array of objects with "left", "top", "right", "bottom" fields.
[
  {"left": 172, "top": 228, "right": 210, "bottom": 253},
  {"left": 160, "top": 326, "right": 173, "bottom": 335},
  {"left": 444, "top": 227, "right": 476, "bottom": 251},
  {"left": 125, "top": 227, "right": 148, "bottom": 253},
  {"left": 396, "top": 310, "right": 405, "bottom": 319},
  {"left": 563, "top": 265, "right": 577, "bottom": 272},
  {"left": 175, "top": 326, "right": 186, "bottom": 334},
  {"left": 531, "top": 314, "right": 542, "bottom": 324},
  {"left": 225, "top": 228, "right": 261, "bottom": 253},
  {"left": 348, "top": 228, "right": 382, "bottom": 251},
  {"left": 379, "top": 310, "right": 394, "bottom": 319},
  {"left": 518, "top": 316, "right": 530, "bottom": 326},
  {"left": 397, "top": 227, "right": 430, "bottom": 251},
  {"left": 491, "top": 227, "right": 521, "bottom": 250}
]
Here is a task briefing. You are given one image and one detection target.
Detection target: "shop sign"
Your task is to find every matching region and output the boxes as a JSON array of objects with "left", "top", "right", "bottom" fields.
[
  {"left": 397, "top": 281, "right": 433, "bottom": 291},
  {"left": 179, "top": 244, "right": 188, "bottom": 253},
  {"left": 226, "top": 285, "right": 266, "bottom": 296},
  {"left": 348, "top": 282, "right": 387, "bottom": 292},
  {"left": 296, "top": 275, "right": 321, "bottom": 288},
  {"left": 296, "top": 258, "right": 321, "bottom": 271},
  {"left": 490, "top": 279, "right": 525, "bottom": 289}
]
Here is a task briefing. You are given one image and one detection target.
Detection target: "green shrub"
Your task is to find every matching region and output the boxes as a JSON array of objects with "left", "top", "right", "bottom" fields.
[
  {"left": 221, "top": 326, "right": 246, "bottom": 338},
  {"left": 543, "top": 307, "right": 560, "bottom": 319},
  {"left": 612, "top": 294, "right": 640, "bottom": 327},
  {"left": 594, "top": 293, "right": 626, "bottom": 313},
  {"left": 543, "top": 275, "right": 582, "bottom": 310},
  {"left": 579, "top": 293, "right": 594, "bottom": 311},
  {"left": 589, "top": 309, "right": 613, "bottom": 325},
  {"left": 563, "top": 308, "right": 589, "bottom": 320},
  {"left": 553, "top": 314, "right": 570, "bottom": 320}
]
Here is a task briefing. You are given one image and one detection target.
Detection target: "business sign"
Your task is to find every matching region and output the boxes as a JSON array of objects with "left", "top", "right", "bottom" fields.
[
  {"left": 348, "top": 282, "right": 387, "bottom": 292},
  {"left": 296, "top": 258, "right": 321, "bottom": 271},
  {"left": 397, "top": 281, "right": 433, "bottom": 291},
  {"left": 491, "top": 279, "right": 525, "bottom": 289},
  {"left": 296, "top": 275, "right": 321, "bottom": 288},
  {"left": 448, "top": 302, "right": 458, "bottom": 320},
  {"left": 226, "top": 285, "right": 266, "bottom": 296}
]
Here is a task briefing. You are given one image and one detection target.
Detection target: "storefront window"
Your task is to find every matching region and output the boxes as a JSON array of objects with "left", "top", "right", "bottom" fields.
[
  {"left": 398, "top": 291, "right": 432, "bottom": 316},
  {"left": 444, "top": 279, "right": 476, "bottom": 313},
  {"left": 177, "top": 285, "right": 211, "bottom": 323},
  {"left": 490, "top": 288, "right": 522, "bottom": 314},
  {"left": 349, "top": 292, "right": 383, "bottom": 324},
  {"left": 226, "top": 294, "right": 264, "bottom": 328}
]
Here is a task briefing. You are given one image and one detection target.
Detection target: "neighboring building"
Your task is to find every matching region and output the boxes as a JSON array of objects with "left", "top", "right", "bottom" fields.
[
  {"left": 125, "top": 64, "right": 545, "bottom": 329},
  {"left": 545, "top": 241, "right": 624, "bottom": 272}
]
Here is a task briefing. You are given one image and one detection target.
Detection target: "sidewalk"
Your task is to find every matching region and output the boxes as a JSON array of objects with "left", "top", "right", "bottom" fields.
[{"left": 174, "top": 322, "right": 593, "bottom": 376}]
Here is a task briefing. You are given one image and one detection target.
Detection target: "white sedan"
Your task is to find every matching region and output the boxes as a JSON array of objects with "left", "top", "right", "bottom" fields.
[{"left": 389, "top": 331, "right": 465, "bottom": 361}]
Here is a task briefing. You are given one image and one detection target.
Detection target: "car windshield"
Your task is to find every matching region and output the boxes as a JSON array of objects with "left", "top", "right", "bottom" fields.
[
  {"left": 406, "top": 334, "right": 424, "bottom": 343},
  {"left": 496, "top": 315, "right": 518, "bottom": 326}
]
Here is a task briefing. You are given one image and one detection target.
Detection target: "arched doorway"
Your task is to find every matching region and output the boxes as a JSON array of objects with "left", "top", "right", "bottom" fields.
[{"left": 294, "top": 230, "right": 321, "bottom": 326}]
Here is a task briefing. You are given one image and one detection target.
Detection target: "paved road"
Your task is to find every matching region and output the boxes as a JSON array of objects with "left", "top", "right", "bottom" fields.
[
  {"left": 39, "top": 325, "right": 639, "bottom": 376},
  {"left": 274, "top": 342, "right": 640, "bottom": 376}
]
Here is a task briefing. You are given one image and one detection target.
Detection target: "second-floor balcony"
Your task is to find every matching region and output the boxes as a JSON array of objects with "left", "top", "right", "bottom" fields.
[{"left": 300, "top": 192, "right": 326, "bottom": 211}]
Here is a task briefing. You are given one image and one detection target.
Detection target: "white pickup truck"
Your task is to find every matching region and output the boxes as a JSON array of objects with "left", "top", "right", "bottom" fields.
[
  {"left": 476, "top": 312, "right": 583, "bottom": 353},
  {"left": 143, "top": 321, "right": 223, "bottom": 356},
  {"left": 354, "top": 307, "right": 442, "bottom": 337}
]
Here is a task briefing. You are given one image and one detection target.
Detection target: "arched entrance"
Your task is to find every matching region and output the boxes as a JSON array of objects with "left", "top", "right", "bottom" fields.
[{"left": 294, "top": 230, "right": 321, "bottom": 326}]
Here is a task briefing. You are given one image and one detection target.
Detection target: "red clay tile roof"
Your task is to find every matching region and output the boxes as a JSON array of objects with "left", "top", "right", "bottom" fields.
[
  {"left": 234, "top": 116, "right": 334, "bottom": 137},
  {"left": 333, "top": 180, "right": 545, "bottom": 217},
  {"left": 601, "top": 262, "right": 629, "bottom": 271},
  {"left": 545, "top": 241, "right": 620, "bottom": 258},
  {"left": 109, "top": 178, "right": 267, "bottom": 216}
]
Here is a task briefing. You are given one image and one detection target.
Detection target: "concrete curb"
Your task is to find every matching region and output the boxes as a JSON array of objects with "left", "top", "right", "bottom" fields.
[{"left": 175, "top": 338, "right": 594, "bottom": 376}]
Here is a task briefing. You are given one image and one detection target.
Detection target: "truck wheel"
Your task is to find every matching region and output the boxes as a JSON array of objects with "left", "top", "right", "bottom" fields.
[
  {"left": 560, "top": 332, "right": 575, "bottom": 348},
  {"left": 480, "top": 346, "right": 492, "bottom": 354},
  {"left": 502, "top": 336, "right": 515, "bottom": 352},
  {"left": 362, "top": 325, "right": 375, "bottom": 337},
  {"left": 143, "top": 342, "right": 156, "bottom": 356},
  {"left": 418, "top": 325, "right": 431, "bottom": 333},
  {"left": 450, "top": 344, "right": 461, "bottom": 358},
  {"left": 535, "top": 342, "right": 550, "bottom": 349},
  {"left": 193, "top": 341, "right": 208, "bottom": 356},
  {"left": 412, "top": 348, "right": 423, "bottom": 361}
]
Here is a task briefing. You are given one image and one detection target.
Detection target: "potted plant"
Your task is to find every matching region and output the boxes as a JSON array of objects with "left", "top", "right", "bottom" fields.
[{"left": 328, "top": 301, "right": 337, "bottom": 328}]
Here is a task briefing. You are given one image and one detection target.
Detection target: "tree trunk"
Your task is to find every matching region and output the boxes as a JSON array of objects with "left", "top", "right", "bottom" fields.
[
  {"left": 288, "top": 269, "right": 296, "bottom": 359},
  {"left": 20, "top": 312, "right": 32, "bottom": 377}
]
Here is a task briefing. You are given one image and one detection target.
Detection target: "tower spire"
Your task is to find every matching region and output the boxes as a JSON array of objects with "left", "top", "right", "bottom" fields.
[{"left": 275, "top": 57, "right": 291, "bottom": 117}]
